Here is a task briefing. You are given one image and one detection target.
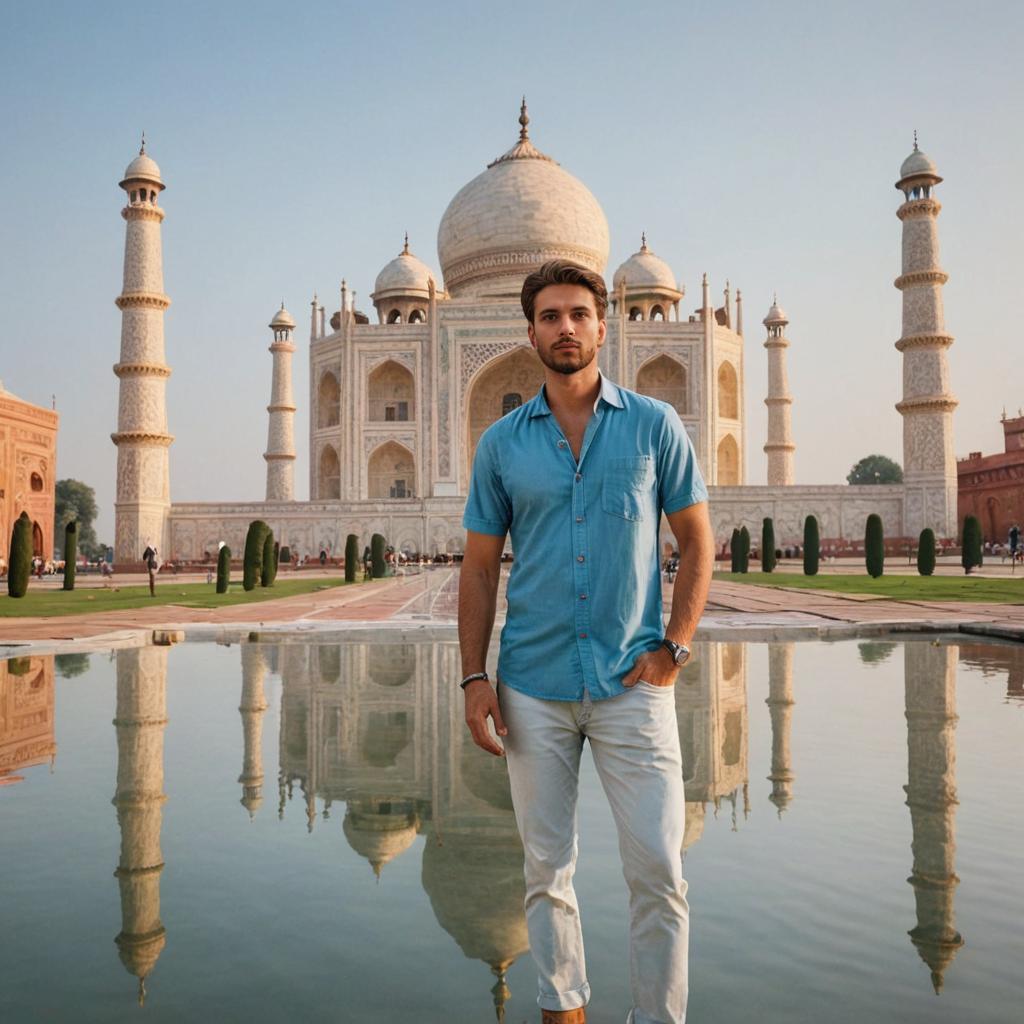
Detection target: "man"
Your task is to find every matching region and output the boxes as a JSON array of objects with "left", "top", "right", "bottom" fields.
[{"left": 459, "top": 260, "right": 714, "bottom": 1024}]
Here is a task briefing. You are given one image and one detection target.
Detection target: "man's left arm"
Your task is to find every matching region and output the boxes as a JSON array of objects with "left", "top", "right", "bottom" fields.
[{"left": 622, "top": 501, "right": 715, "bottom": 688}]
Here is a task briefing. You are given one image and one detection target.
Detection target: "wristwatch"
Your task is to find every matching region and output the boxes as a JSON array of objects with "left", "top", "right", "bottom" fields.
[{"left": 661, "top": 639, "right": 691, "bottom": 666}]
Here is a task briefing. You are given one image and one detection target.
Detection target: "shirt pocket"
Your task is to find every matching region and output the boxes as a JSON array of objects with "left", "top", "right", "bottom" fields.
[{"left": 601, "top": 455, "right": 655, "bottom": 522}]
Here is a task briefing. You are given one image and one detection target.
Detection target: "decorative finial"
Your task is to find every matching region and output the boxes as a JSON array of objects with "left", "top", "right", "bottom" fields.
[
  {"left": 139, "top": 131, "right": 146, "bottom": 156},
  {"left": 913, "top": 129, "right": 919, "bottom": 151},
  {"left": 402, "top": 232, "right": 409, "bottom": 254},
  {"left": 519, "top": 97, "right": 529, "bottom": 141},
  {"left": 281, "top": 300, "right": 285, "bottom": 310},
  {"left": 640, "top": 232, "right": 647, "bottom": 251},
  {"left": 138, "top": 978, "right": 146, "bottom": 1007},
  {"left": 773, "top": 290, "right": 778, "bottom": 305}
]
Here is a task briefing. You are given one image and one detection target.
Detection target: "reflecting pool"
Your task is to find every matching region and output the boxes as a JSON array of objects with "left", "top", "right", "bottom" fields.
[{"left": 1, "top": 636, "right": 1023, "bottom": 1023}]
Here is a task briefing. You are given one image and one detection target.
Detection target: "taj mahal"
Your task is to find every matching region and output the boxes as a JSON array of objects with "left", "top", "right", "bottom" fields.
[{"left": 110, "top": 104, "right": 958, "bottom": 565}]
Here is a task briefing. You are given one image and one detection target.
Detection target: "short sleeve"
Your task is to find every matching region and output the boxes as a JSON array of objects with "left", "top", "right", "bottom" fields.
[
  {"left": 657, "top": 408, "right": 708, "bottom": 514},
  {"left": 463, "top": 429, "right": 512, "bottom": 536}
]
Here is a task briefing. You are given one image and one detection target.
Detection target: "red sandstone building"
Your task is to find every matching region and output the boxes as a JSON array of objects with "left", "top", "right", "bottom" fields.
[
  {"left": 0, "top": 381, "right": 59, "bottom": 563},
  {"left": 957, "top": 413, "right": 1024, "bottom": 543}
]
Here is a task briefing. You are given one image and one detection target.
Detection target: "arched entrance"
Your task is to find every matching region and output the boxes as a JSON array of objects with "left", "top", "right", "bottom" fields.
[
  {"left": 319, "top": 445, "right": 340, "bottom": 499},
  {"left": 368, "top": 360, "right": 415, "bottom": 422},
  {"left": 636, "top": 354, "right": 687, "bottom": 415},
  {"left": 717, "top": 435, "right": 739, "bottom": 485},
  {"left": 32, "top": 521, "right": 43, "bottom": 558},
  {"left": 318, "top": 371, "right": 340, "bottom": 428},
  {"left": 717, "top": 361, "right": 738, "bottom": 420},
  {"left": 466, "top": 347, "right": 545, "bottom": 480},
  {"left": 368, "top": 441, "right": 416, "bottom": 499}
]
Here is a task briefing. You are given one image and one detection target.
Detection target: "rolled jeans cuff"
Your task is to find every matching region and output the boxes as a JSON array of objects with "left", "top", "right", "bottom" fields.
[{"left": 539, "top": 979, "right": 591, "bottom": 1012}]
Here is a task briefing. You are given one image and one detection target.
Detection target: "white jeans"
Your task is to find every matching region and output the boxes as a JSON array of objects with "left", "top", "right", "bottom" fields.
[{"left": 500, "top": 682, "right": 688, "bottom": 1024}]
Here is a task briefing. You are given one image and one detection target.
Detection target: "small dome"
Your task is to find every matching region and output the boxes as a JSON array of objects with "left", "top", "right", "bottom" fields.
[
  {"left": 612, "top": 236, "right": 679, "bottom": 294},
  {"left": 372, "top": 238, "right": 436, "bottom": 298},
  {"left": 763, "top": 297, "right": 788, "bottom": 325},
  {"left": 120, "top": 143, "right": 164, "bottom": 189},
  {"left": 900, "top": 147, "right": 937, "bottom": 180},
  {"left": 270, "top": 303, "right": 295, "bottom": 329}
]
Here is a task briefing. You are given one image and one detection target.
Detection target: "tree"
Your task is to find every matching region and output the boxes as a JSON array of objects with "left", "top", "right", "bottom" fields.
[
  {"left": 55, "top": 653, "right": 90, "bottom": 678},
  {"left": 261, "top": 530, "right": 276, "bottom": 587},
  {"left": 917, "top": 528, "right": 936, "bottom": 576},
  {"left": 63, "top": 521, "right": 77, "bottom": 591},
  {"left": 803, "top": 515, "right": 819, "bottom": 576},
  {"left": 345, "top": 533, "right": 359, "bottom": 583},
  {"left": 729, "top": 528, "right": 740, "bottom": 573},
  {"left": 279, "top": 545, "right": 291, "bottom": 565},
  {"left": 961, "top": 515, "right": 983, "bottom": 575},
  {"left": 846, "top": 455, "right": 903, "bottom": 485},
  {"left": 371, "top": 533, "right": 387, "bottom": 578},
  {"left": 243, "top": 520, "right": 270, "bottom": 591},
  {"left": 54, "top": 479, "right": 99, "bottom": 557},
  {"left": 7, "top": 512, "right": 33, "bottom": 597},
  {"left": 738, "top": 526, "right": 751, "bottom": 574},
  {"left": 216, "top": 545, "right": 231, "bottom": 593},
  {"left": 865, "top": 513, "right": 885, "bottom": 578},
  {"left": 762, "top": 518, "right": 776, "bottom": 573}
]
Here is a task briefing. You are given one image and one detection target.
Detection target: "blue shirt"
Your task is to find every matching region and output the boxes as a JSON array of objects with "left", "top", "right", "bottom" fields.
[{"left": 463, "top": 375, "right": 708, "bottom": 702}]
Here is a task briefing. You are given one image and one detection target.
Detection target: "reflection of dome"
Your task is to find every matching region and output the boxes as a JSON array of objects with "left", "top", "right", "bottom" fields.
[
  {"left": 116, "top": 928, "right": 167, "bottom": 989},
  {"left": 459, "top": 741, "right": 515, "bottom": 812},
  {"left": 269, "top": 303, "right": 295, "bottom": 330},
  {"left": 120, "top": 144, "right": 164, "bottom": 189},
  {"left": 373, "top": 238, "right": 436, "bottom": 299},
  {"left": 613, "top": 236, "right": 679, "bottom": 294},
  {"left": 437, "top": 101, "right": 609, "bottom": 299},
  {"left": 343, "top": 799, "right": 419, "bottom": 878},
  {"left": 422, "top": 832, "right": 529, "bottom": 1018}
]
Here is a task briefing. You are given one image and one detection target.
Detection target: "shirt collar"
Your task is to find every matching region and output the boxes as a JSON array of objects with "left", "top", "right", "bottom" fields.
[{"left": 527, "top": 373, "right": 624, "bottom": 418}]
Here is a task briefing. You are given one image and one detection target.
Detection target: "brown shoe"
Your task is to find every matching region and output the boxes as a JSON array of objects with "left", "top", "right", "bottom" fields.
[{"left": 541, "top": 1010, "right": 586, "bottom": 1024}]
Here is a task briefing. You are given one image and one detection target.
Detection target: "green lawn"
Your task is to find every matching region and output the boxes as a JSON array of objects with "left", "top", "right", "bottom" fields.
[
  {"left": 0, "top": 576, "right": 353, "bottom": 617},
  {"left": 713, "top": 572, "right": 1024, "bottom": 603}
]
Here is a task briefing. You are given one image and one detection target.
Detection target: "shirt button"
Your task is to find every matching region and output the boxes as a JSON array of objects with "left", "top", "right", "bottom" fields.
[
  {"left": 557, "top": 440, "right": 567, "bottom": 448},
  {"left": 579, "top": 632, "right": 588, "bottom": 639},
  {"left": 576, "top": 516, "right": 584, "bottom": 523},
  {"left": 575, "top": 473, "right": 582, "bottom": 481},
  {"left": 579, "top": 594, "right": 587, "bottom": 600},
  {"left": 577, "top": 554, "right": 585, "bottom": 563}
]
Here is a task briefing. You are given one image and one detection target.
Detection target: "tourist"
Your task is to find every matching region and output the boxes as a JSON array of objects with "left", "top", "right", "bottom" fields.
[
  {"left": 459, "top": 260, "right": 714, "bottom": 1024},
  {"left": 143, "top": 544, "right": 159, "bottom": 597}
]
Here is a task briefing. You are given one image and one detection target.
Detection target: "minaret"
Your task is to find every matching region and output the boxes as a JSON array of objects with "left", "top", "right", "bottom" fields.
[
  {"left": 239, "top": 644, "right": 269, "bottom": 818},
  {"left": 765, "top": 642, "right": 796, "bottom": 814},
  {"left": 264, "top": 304, "right": 297, "bottom": 501},
  {"left": 903, "top": 641, "right": 964, "bottom": 993},
  {"left": 112, "top": 646, "right": 170, "bottom": 1006},
  {"left": 762, "top": 297, "right": 795, "bottom": 485},
  {"left": 895, "top": 137, "right": 958, "bottom": 537},
  {"left": 112, "top": 138, "right": 173, "bottom": 566}
]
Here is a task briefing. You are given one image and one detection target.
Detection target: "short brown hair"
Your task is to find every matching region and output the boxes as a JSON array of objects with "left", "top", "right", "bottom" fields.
[{"left": 520, "top": 260, "right": 608, "bottom": 323}]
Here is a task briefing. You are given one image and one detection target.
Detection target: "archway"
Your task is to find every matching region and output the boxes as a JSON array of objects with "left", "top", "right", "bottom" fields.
[
  {"left": 319, "top": 444, "right": 341, "bottom": 499},
  {"left": 368, "top": 360, "right": 415, "bottom": 422},
  {"left": 368, "top": 441, "right": 415, "bottom": 499},
  {"left": 636, "top": 354, "right": 687, "bottom": 415},
  {"left": 466, "top": 347, "right": 545, "bottom": 479},
  {"left": 369, "top": 644, "right": 416, "bottom": 687},
  {"left": 318, "top": 371, "right": 340, "bottom": 428},
  {"left": 717, "top": 361, "right": 738, "bottom": 419},
  {"left": 32, "top": 521, "right": 43, "bottom": 557},
  {"left": 716, "top": 435, "right": 739, "bottom": 485}
]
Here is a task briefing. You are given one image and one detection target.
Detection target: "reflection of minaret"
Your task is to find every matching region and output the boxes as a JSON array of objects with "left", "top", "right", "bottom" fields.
[
  {"left": 904, "top": 642, "right": 964, "bottom": 993},
  {"left": 239, "top": 644, "right": 269, "bottom": 819},
  {"left": 765, "top": 642, "right": 796, "bottom": 815},
  {"left": 112, "top": 646, "right": 170, "bottom": 1006}
]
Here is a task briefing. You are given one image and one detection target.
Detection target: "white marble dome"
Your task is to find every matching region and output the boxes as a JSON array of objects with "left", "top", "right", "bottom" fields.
[
  {"left": 373, "top": 239, "right": 435, "bottom": 298},
  {"left": 121, "top": 149, "right": 164, "bottom": 189},
  {"left": 437, "top": 104, "right": 609, "bottom": 299},
  {"left": 763, "top": 298, "right": 788, "bottom": 325},
  {"left": 270, "top": 303, "right": 295, "bottom": 330},
  {"left": 899, "top": 145, "right": 939, "bottom": 181},
  {"left": 613, "top": 237, "right": 679, "bottom": 294}
]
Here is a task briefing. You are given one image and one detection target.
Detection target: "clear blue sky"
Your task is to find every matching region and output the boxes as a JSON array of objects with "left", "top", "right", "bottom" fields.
[{"left": 2, "top": 0, "right": 1020, "bottom": 542}]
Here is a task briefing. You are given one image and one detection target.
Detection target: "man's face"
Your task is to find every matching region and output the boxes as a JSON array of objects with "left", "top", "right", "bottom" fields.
[{"left": 527, "top": 284, "right": 606, "bottom": 376}]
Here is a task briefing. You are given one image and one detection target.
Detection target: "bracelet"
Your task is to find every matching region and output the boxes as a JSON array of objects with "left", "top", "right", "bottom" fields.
[{"left": 460, "top": 671, "right": 489, "bottom": 690}]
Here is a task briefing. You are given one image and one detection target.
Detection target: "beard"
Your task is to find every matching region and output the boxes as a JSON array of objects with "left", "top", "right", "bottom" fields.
[{"left": 537, "top": 342, "right": 597, "bottom": 376}]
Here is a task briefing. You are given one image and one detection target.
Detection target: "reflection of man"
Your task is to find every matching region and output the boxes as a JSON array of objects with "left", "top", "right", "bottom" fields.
[{"left": 459, "top": 260, "right": 714, "bottom": 1024}]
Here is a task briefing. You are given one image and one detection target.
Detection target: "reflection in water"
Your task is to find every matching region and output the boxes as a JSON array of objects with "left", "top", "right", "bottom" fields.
[
  {"left": 766, "top": 643, "right": 796, "bottom": 815},
  {"left": 904, "top": 642, "right": 964, "bottom": 993},
  {"left": 111, "top": 646, "right": 171, "bottom": 1006},
  {"left": 958, "top": 642, "right": 1024, "bottom": 704},
  {"left": 239, "top": 645, "right": 269, "bottom": 818},
  {"left": 0, "top": 655, "right": 56, "bottom": 787}
]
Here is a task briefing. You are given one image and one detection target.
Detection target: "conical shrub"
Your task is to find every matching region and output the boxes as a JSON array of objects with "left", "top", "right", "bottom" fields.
[
  {"left": 261, "top": 530, "right": 276, "bottom": 587},
  {"left": 738, "top": 526, "right": 751, "bottom": 574},
  {"left": 63, "top": 521, "right": 77, "bottom": 591},
  {"left": 345, "top": 533, "right": 359, "bottom": 583},
  {"left": 729, "top": 528, "right": 740, "bottom": 573},
  {"left": 803, "top": 515, "right": 819, "bottom": 576},
  {"left": 917, "top": 528, "right": 936, "bottom": 577},
  {"left": 865, "top": 513, "right": 885, "bottom": 578},
  {"left": 216, "top": 545, "right": 231, "bottom": 593},
  {"left": 7, "top": 512, "right": 33, "bottom": 598},
  {"left": 961, "top": 515, "right": 983, "bottom": 575},
  {"left": 243, "top": 520, "right": 270, "bottom": 591},
  {"left": 762, "top": 518, "right": 776, "bottom": 573},
  {"left": 371, "top": 533, "right": 387, "bottom": 578}
]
